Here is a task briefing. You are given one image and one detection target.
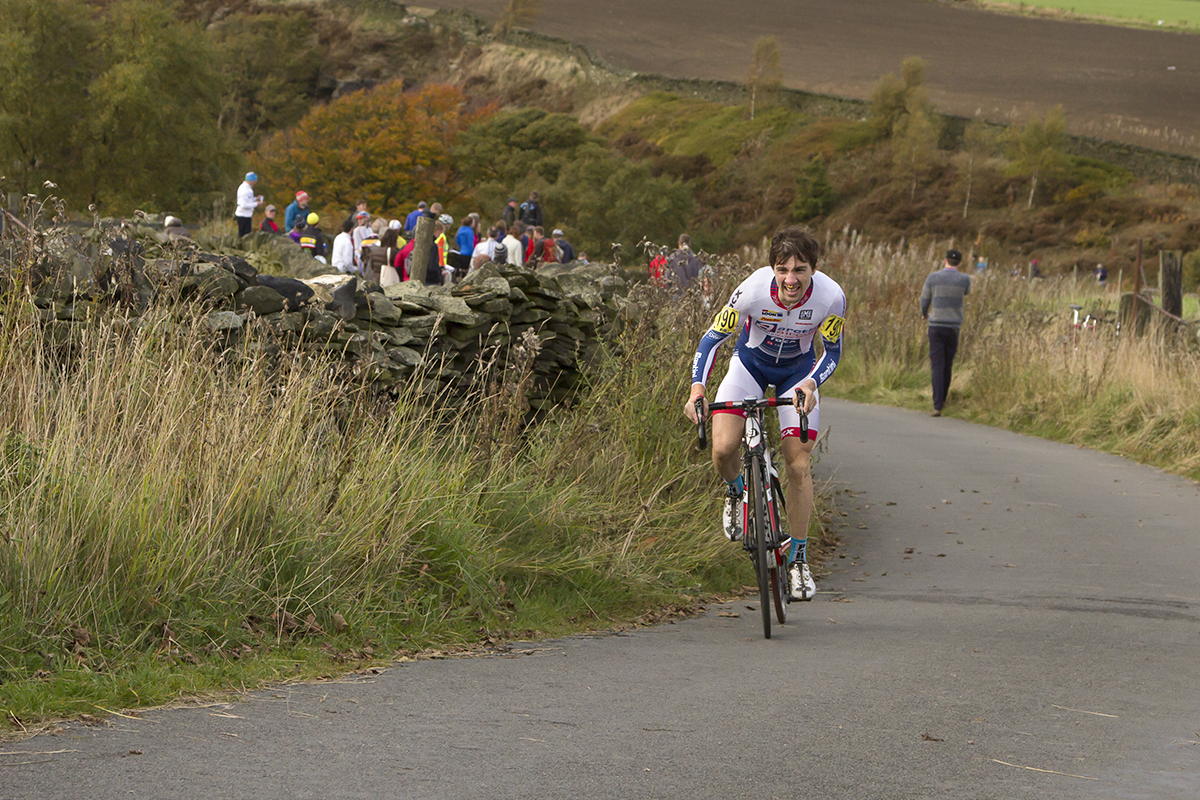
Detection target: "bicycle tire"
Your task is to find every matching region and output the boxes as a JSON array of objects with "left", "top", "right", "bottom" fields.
[{"left": 750, "top": 456, "right": 772, "bottom": 639}]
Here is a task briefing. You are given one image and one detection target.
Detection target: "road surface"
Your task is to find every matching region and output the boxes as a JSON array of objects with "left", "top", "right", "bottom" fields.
[{"left": 5, "top": 399, "right": 1199, "bottom": 798}]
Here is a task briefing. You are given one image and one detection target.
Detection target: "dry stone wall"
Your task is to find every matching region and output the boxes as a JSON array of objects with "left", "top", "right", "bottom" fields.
[{"left": 15, "top": 225, "right": 637, "bottom": 408}]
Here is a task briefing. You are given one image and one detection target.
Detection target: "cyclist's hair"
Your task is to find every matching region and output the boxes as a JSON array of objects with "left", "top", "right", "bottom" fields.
[{"left": 769, "top": 226, "right": 820, "bottom": 269}]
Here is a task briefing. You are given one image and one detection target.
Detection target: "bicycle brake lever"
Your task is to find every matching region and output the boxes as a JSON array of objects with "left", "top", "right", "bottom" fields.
[{"left": 694, "top": 398, "right": 708, "bottom": 450}]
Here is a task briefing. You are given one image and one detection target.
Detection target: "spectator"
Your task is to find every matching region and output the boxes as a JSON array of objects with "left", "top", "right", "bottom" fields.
[
  {"left": 493, "top": 242, "right": 510, "bottom": 266},
  {"left": 435, "top": 214, "right": 453, "bottom": 274},
  {"left": 284, "top": 191, "right": 310, "bottom": 234},
  {"left": 502, "top": 222, "right": 525, "bottom": 268},
  {"left": 528, "top": 226, "right": 558, "bottom": 268},
  {"left": 351, "top": 211, "right": 373, "bottom": 274},
  {"left": 344, "top": 199, "right": 368, "bottom": 230},
  {"left": 163, "top": 216, "right": 191, "bottom": 242},
  {"left": 234, "top": 172, "right": 262, "bottom": 238},
  {"left": 649, "top": 246, "right": 669, "bottom": 286},
  {"left": 331, "top": 219, "right": 355, "bottom": 274},
  {"left": 471, "top": 226, "right": 502, "bottom": 271},
  {"left": 260, "top": 204, "right": 281, "bottom": 234},
  {"left": 577, "top": 251, "right": 590, "bottom": 265},
  {"left": 297, "top": 213, "right": 327, "bottom": 260},
  {"left": 667, "top": 233, "right": 703, "bottom": 290},
  {"left": 378, "top": 228, "right": 404, "bottom": 286},
  {"left": 552, "top": 228, "right": 575, "bottom": 265},
  {"left": 501, "top": 196, "right": 519, "bottom": 229},
  {"left": 920, "top": 249, "right": 971, "bottom": 417},
  {"left": 288, "top": 215, "right": 306, "bottom": 245},
  {"left": 518, "top": 191, "right": 543, "bottom": 228},
  {"left": 1095, "top": 263, "right": 1108, "bottom": 286},
  {"left": 455, "top": 218, "right": 475, "bottom": 279},
  {"left": 396, "top": 235, "right": 442, "bottom": 285},
  {"left": 404, "top": 201, "right": 428, "bottom": 236}
]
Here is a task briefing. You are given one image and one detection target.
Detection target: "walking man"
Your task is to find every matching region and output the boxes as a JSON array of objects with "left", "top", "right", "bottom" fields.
[{"left": 920, "top": 249, "right": 972, "bottom": 417}]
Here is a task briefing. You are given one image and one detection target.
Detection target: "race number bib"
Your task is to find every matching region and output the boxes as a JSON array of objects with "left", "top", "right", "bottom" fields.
[
  {"left": 819, "top": 314, "right": 844, "bottom": 341},
  {"left": 711, "top": 306, "right": 740, "bottom": 335}
]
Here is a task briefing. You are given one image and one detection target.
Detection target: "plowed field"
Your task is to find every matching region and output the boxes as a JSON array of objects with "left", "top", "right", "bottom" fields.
[{"left": 428, "top": 0, "right": 1200, "bottom": 155}]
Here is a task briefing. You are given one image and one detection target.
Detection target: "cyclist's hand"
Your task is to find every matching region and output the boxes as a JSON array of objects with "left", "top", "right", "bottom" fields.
[
  {"left": 795, "top": 378, "right": 818, "bottom": 414},
  {"left": 685, "top": 383, "right": 707, "bottom": 424}
]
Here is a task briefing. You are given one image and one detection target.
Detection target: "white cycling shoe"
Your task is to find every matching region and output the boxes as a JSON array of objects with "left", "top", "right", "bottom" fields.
[
  {"left": 789, "top": 561, "right": 816, "bottom": 601},
  {"left": 722, "top": 489, "right": 742, "bottom": 541}
]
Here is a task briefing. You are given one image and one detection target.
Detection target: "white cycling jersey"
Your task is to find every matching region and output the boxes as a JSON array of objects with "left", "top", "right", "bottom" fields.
[{"left": 691, "top": 267, "right": 846, "bottom": 388}]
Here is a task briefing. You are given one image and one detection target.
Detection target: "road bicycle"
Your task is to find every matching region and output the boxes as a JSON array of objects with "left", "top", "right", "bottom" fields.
[{"left": 695, "top": 394, "right": 808, "bottom": 639}]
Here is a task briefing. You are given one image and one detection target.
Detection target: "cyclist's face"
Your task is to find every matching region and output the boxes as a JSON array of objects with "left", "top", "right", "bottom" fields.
[{"left": 773, "top": 256, "right": 814, "bottom": 304}]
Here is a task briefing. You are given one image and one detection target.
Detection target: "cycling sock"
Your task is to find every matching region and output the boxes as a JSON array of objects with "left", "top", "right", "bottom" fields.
[
  {"left": 726, "top": 475, "right": 744, "bottom": 495},
  {"left": 789, "top": 538, "right": 808, "bottom": 564}
]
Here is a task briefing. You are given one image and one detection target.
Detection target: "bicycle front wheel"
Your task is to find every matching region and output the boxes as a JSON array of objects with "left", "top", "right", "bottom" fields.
[{"left": 750, "top": 456, "right": 771, "bottom": 639}]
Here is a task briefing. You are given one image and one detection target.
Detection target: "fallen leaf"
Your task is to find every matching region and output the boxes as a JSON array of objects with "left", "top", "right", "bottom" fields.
[
  {"left": 717, "top": 612, "right": 740, "bottom": 618},
  {"left": 922, "top": 733, "right": 944, "bottom": 742}
]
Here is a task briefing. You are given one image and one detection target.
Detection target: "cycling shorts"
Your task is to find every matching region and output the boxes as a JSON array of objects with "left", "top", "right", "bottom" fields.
[{"left": 713, "top": 353, "right": 819, "bottom": 440}]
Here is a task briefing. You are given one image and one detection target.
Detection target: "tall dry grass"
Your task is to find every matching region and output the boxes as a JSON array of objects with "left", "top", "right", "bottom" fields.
[
  {"left": 807, "top": 230, "right": 1200, "bottom": 480},
  {"left": 0, "top": 236, "right": 755, "bottom": 722}
]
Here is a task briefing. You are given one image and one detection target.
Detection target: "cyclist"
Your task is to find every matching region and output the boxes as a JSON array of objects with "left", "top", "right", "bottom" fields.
[{"left": 684, "top": 226, "right": 846, "bottom": 601}]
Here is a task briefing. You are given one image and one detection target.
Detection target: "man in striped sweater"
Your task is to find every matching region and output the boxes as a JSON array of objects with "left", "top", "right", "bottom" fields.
[{"left": 920, "top": 249, "right": 972, "bottom": 417}]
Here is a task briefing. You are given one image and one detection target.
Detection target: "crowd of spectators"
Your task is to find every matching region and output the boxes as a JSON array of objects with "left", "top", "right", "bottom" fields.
[{"left": 236, "top": 179, "right": 588, "bottom": 286}]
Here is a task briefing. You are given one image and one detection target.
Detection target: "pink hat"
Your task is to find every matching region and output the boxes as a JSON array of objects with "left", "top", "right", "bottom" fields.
[{"left": 296, "top": 191, "right": 309, "bottom": 201}]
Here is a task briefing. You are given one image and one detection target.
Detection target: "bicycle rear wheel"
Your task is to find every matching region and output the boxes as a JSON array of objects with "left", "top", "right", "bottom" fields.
[{"left": 750, "top": 457, "right": 771, "bottom": 639}]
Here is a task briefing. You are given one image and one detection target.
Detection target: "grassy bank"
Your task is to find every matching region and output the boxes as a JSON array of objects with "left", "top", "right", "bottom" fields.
[
  {"left": 0, "top": 253, "right": 782, "bottom": 734},
  {"left": 813, "top": 232, "right": 1200, "bottom": 481}
]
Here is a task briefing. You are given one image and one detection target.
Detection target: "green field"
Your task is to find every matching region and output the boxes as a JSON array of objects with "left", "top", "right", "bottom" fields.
[{"left": 977, "top": 0, "right": 1200, "bottom": 30}]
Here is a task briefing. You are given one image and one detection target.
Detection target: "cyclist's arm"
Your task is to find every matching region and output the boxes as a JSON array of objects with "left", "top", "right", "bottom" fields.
[
  {"left": 805, "top": 291, "right": 847, "bottom": 389},
  {"left": 685, "top": 302, "right": 746, "bottom": 422}
]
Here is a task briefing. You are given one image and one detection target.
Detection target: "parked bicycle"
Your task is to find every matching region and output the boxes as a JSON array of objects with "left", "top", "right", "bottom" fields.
[{"left": 696, "top": 394, "right": 808, "bottom": 639}]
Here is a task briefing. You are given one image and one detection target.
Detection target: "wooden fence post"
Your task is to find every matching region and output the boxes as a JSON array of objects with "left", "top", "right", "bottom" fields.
[
  {"left": 408, "top": 215, "right": 436, "bottom": 285},
  {"left": 1161, "top": 250, "right": 1183, "bottom": 319}
]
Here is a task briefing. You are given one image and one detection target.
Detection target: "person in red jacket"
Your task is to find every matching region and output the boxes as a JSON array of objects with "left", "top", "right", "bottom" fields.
[{"left": 260, "top": 205, "right": 281, "bottom": 234}]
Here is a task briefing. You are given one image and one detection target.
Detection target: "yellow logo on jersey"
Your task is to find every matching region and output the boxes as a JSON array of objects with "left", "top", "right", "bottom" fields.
[
  {"left": 712, "top": 306, "right": 740, "bottom": 335},
  {"left": 819, "top": 314, "right": 844, "bottom": 341}
]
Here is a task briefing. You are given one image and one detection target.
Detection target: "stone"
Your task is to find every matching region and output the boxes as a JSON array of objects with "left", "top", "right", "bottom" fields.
[
  {"left": 255, "top": 275, "right": 314, "bottom": 311},
  {"left": 205, "top": 311, "right": 244, "bottom": 332},
  {"left": 238, "top": 285, "right": 287, "bottom": 316},
  {"left": 356, "top": 292, "right": 403, "bottom": 326}
]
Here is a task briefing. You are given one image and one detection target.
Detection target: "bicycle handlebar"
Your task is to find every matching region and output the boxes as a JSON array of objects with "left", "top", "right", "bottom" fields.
[{"left": 694, "top": 394, "right": 808, "bottom": 449}]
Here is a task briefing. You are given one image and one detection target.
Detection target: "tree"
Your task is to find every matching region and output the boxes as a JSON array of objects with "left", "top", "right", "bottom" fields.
[
  {"left": 208, "top": 11, "right": 323, "bottom": 150},
  {"left": 891, "top": 99, "right": 941, "bottom": 200},
  {"left": 493, "top": 0, "right": 541, "bottom": 42},
  {"left": 255, "top": 83, "right": 487, "bottom": 218},
  {"left": 956, "top": 121, "right": 998, "bottom": 219},
  {"left": 0, "top": 0, "right": 97, "bottom": 197},
  {"left": 792, "top": 156, "right": 834, "bottom": 221},
  {"left": 546, "top": 155, "right": 694, "bottom": 262},
  {"left": 85, "top": 0, "right": 239, "bottom": 214},
  {"left": 747, "top": 37, "right": 783, "bottom": 121},
  {"left": 870, "top": 57, "right": 934, "bottom": 138},
  {"left": 1007, "top": 105, "right": 1068, "bottom": 209}
]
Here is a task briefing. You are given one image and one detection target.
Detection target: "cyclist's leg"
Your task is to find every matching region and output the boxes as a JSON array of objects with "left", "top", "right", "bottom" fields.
[
  {"left": 712, "top": 354, "right": 765, "bottom": 482},
  {"left": 713, "top": 355, "right": 765, "bottom": 539},
  {"left": 779, "top": 381, "right": 819, "bottom": 600}
]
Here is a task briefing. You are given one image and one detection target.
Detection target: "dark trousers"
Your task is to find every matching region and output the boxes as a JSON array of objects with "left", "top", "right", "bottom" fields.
[
  {"left": 928, "top": 325, "right": 960, "bottom": 411},
  {"left": 235, "top": 215, "right": 252, "bottom": 238}
]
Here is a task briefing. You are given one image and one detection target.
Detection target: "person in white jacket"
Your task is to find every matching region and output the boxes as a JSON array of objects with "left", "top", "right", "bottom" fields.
[
  {"left": 235, "top": 172, "right": 263, "bottom": 237},
  {"left": 331, "top": 219, "right": 355, "bottom": 274}
]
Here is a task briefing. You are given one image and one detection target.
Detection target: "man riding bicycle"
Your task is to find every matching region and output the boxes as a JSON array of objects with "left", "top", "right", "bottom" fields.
[{"left": 684, "top": 226, "right": 846, "bottom": 601}]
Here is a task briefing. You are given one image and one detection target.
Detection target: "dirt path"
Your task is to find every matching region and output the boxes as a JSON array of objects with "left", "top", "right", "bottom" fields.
[{"left": 429, "top": 0, "right": 1200, "bottom": 155}]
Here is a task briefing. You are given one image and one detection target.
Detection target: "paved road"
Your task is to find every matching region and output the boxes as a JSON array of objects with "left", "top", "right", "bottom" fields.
[
  {"left": 5, "top": 400, "right": 1199, "bottom": 798},
  {"left": 430, "top": 0, "right": 1200, "bottom": 154}
]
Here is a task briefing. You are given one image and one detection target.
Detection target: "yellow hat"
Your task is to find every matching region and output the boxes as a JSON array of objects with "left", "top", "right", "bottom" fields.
[{"left": 307, "top": 212, "right": 319, "bottom": 225}]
